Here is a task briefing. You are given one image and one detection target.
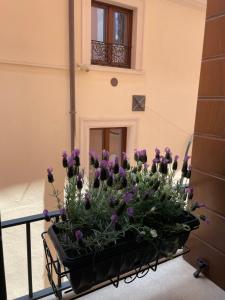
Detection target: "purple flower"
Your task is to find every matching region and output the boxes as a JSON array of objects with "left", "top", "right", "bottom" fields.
[
  {"left": 174, "top": 155, "right": 179, "bottom": 161},
  {"left": 77, "top": 172, "right": 83, "bottom": 190},
  {"left": 122, "top": 152, "right": 127, "bottom": 160},
  {"left": 151, "top": 160, "right": 157, "bottom": 173},
  {"left": 47, "top": 167, "right": 54, "bottom": 183},
  {"left": 141, "top": 149, "right": 146, "bottom": 155},
  {"left": 60, "top": 208, "right": 66, "bottom": 215},
  {"left": 107, "top": 172, "right": 114, "bottom": 187},
  {"left": 184, "top": 155, "right": 191, "bottom": 162},
  {"left": 159, "top": 158, "right": 168, "bottom": 175},
  {"left": 113, "top": 157, "right": 119, "bottom": 174},
  {"left": 43, "top": 209, "right": 50, "bottom": 221},
  {"left": 62, "top": 151, "right": 67, "bottom": 159},
  {"left": 187, "top": 165, "right": 192, "bottom": 179},
  {"left": 100, "top": 160, "right": 108, "bottom": 168},
  {"left": 139, "top": 149, "right": 147, "bottom": 163},
  {"left": 100, "top": 161, "right": 108, "bottom": 180},
  {"left": 43, "top": 209, "right": 49, "bottom": 217},
  {"left": 108, "top": 161, "right": 114, "bottom": 170},
  {"left": 155, "top": 148, "right": 160, "bottom": 155},
  {"left": 62, "top": 151, "right": 68, "bottom": 168},
  {"left": 89, "top": 151, "right": 96, "bottom": 165},
  {"left": 162, "top": 158, "right": 169, "bottom": 164},
  {"left": 164, "top": 147, "right": 171, "bottom": 153},
  {"left": 72, "top": 149, "right": 80, "bottom": 158},
  {"left": 119, "top": 167, "right": 126, "bottom": 177},
  {"left": 75, "top": 230, "right": 83, "bottom": 241},
  {"left": 67, "top": 156, "right": 74, "bottom": 168},
  {"left": 95, "top": 169, "right": 100, "bottom": 178},
  {"left": 185, "top": 187, "right": 193, "bottom": 194},
  {"left": 182, "top": 156, "right": 191, "bottom": 177},
  {"left": 134, "top": 149, "right": 139, "bottom": 162},
  {"left": 155, "top": 148, "right": 160, "bottom": 161},
  {"left": 94, "top": 157, "right": 99, "bottom": 169},
  {"left": 122, "top": 152, "right": 128, "bottom": 169},
  {"left": 72, "top": 149, "right": 80, "bottom": 166},
  {"left": 47, "top": 167, "right": 53, "bottom": 175},
  {"left": 127, "top": 207, "right": 134, "bottom": 217},
  {"left": 172, "top": 155, "right": 179, "bottom": 171},
  {"left": 102, "top": 149, "right": 109, "bottom": 161},
  {"left": 123, "top": 192, "right": 133, "bottom": 204},
  {"left": 144, "top": 163, "right": 149, "bottom": 170},
  {"left": 164, "top": 147, "right": 172, "bottom": 163},
  {"left": 111, "top": 213, "right": 118, "bottom": 224}
]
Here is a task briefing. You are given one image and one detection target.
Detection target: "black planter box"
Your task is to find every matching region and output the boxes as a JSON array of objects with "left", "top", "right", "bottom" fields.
[{"left": 48, "top": 212, "right": 199, "bottom": 293}]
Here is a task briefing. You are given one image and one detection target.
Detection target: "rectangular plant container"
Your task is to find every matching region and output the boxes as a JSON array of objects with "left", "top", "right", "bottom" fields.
[{"left": 48, "top": 212, "right": 199, "bottom": 293}]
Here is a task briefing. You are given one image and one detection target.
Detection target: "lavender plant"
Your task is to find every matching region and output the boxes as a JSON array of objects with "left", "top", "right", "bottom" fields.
[{"left": 44, "top": 147, "right": 207, "bottom": 257}]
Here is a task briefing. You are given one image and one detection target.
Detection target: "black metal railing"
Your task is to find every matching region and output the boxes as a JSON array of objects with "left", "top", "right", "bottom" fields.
[
  {"left": 0, "top": 210, "right": 68, "bottom": 300},
  {"left": 91, "top": 40, "right": 131, "bottom": 68}
]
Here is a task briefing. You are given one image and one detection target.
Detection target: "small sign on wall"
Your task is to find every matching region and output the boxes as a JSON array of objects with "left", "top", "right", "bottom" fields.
[{"left": 132, "top": 95, "right": 146, "bottom": 111}]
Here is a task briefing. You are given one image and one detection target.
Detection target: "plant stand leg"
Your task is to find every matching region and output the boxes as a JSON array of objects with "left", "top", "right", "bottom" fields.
[
  {"left": 57, "top": 260, "right": 63, "bottom": 299},
  {"left": 193, "top": 258, "right": 208, "bottom": 278}
]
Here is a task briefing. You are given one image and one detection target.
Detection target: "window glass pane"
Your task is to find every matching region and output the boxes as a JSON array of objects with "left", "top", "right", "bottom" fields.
[
  {"left": 91, "top": 6, "right": 105, "bottom": 42},
  {"left": 89, "top": 129, "right": 103, "bottom": 160},
  {"left": 113, "top": 11, "right": 128, "bottom": 45},
  {"left": 109, "top": 128, "right": 123, "bottom": 163}
]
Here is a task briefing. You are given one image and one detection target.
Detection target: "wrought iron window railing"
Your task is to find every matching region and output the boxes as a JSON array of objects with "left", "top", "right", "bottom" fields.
[{"left": 91, "top": 40, "right": 131, "bottom": 68}]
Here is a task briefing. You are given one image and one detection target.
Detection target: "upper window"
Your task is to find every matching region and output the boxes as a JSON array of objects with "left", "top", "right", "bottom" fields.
[{"left": 91, "top": 1, "right": 133, "bottom": 68}]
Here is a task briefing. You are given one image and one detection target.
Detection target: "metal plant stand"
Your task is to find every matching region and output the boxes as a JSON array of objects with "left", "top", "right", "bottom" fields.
[{"left": 42, "top": 232, "right": 190, "bottom": 300}]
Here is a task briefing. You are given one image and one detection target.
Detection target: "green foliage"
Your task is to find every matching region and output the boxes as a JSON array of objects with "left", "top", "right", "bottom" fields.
[{"left": 48, "top": 149, "right": 192, "bottom": 257}]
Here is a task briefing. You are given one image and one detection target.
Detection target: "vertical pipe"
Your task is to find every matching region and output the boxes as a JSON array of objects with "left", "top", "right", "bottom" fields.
[
  {"left": 0, "top": 213, "right": 7, "bottom": 300},
  {"left": 26, "top": 223, "right": 33, "bottom": 298},
  {"left": 68, "top": 0, "right": 76, "bottom": 151}
]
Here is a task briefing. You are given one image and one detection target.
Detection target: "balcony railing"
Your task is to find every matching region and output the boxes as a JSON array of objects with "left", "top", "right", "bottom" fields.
[
  {"left": 0, "top": 210, "right": 192, "bottom": 300},
  {"left": 91, "top": 40, "right": 131, "bottom": 68},
  {"left": 0, "top": 210, "right": 70, "bottom": 300}
]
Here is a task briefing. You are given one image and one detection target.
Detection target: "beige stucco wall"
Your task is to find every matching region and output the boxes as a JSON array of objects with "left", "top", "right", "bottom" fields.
[
  {"left": 0, "top": 1, "right": 70, "bottom": 297},
  {"left": 0, "top": 0, "right": 206, "bottom": 297},
  {"left": 75, "top": 0, "right": 206, "bottom": 170}
]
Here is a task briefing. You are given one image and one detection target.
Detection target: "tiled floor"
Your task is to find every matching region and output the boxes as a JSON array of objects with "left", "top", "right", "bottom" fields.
[{"left": 45, "top": 257, "right": 225, "bottom": 300}]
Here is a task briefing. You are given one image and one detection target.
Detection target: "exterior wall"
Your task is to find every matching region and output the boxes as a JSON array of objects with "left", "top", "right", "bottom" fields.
[
  {"left": 0, "top": 1, "right": 70, "bottom": 297},
  {"left": 0, "top": 0, "right": 70, "bottom": 200},
  {"left": 75, "top": 0, "right": 206, "bottom": 171}
]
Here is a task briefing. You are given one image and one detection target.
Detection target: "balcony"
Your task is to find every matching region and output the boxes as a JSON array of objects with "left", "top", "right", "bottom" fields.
[{"left": 91, "top": 40, "right": 131, "bottom": 69}]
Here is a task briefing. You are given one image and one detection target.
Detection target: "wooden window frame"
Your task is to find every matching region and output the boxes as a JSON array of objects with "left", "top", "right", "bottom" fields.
[
  {"left": 91, "top": 1, "right": 133, "bottom": 68},
  {"left": 90, "top": 127, "right": 127, "bottom": 162}
]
